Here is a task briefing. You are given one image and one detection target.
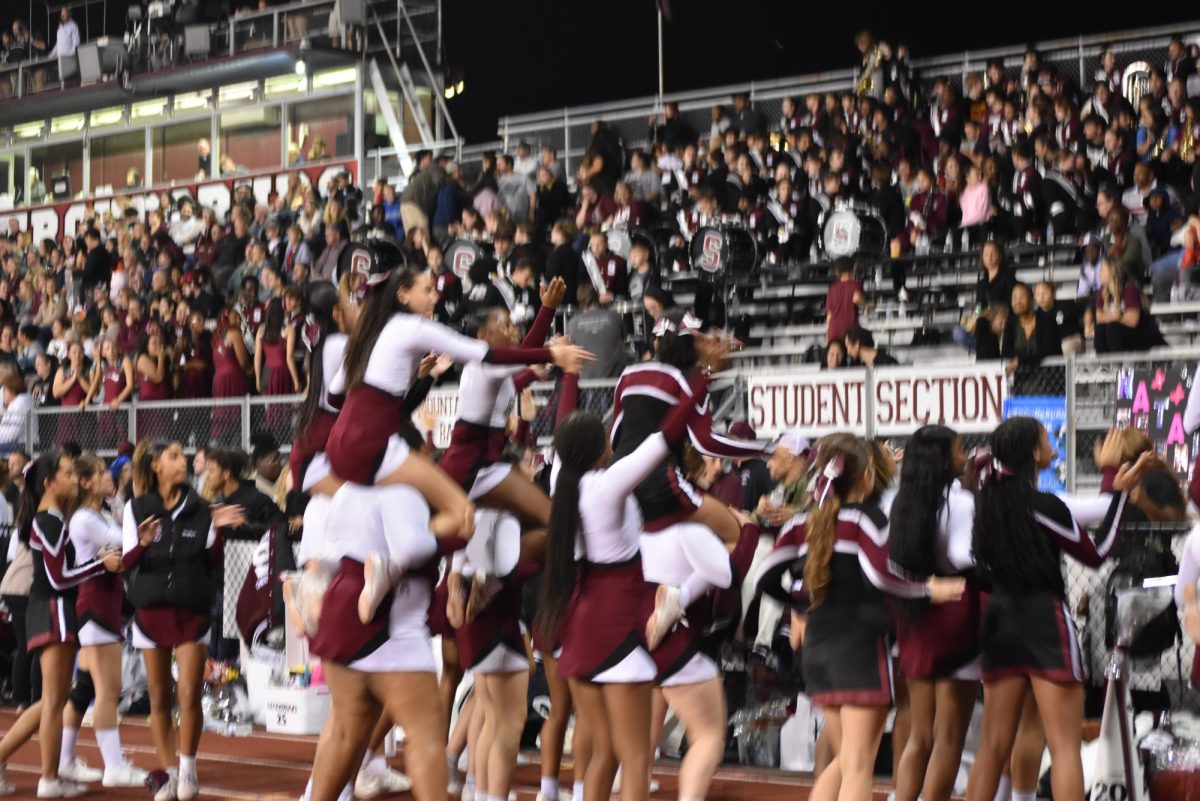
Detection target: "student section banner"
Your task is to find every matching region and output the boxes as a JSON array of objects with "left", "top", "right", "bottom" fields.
[
  {"left": 746, "top": 364, "right": 1007, "bottom": 438},
  {"left": 1113, "top": 364, "right": 1200, "bottom": 484},
  {"left": 412, "top": 388, "right": 459, "bottom": 449},
  {"left": 1004, "top": 396, "right": 1068, "bottom": 492}
]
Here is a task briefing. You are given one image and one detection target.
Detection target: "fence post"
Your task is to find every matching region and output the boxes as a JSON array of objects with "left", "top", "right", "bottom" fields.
[
  {"left": 25, "top": 408, "right": 34, "bottom": 455},
  {"left": 1078, "top": 35, "right": 1086, "bottom": 91},
  {"left": 563, "top": 108, "right": 571, "bottom": 182},
  {"left": 129, "top": 400, "right": 138, "bottom": 446},
  {"left": 864, "top": 365, "right": 876, "bottom": 438},
  {"left": 1065, "top": 354, "right": 1076, "bottom": 493},
  {"left": 241, "top": 397, "right": 252, "bottom": 453}
]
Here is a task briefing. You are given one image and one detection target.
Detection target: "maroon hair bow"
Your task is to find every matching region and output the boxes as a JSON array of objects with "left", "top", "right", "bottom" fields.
[
  {"left": 810, "top": 454, "right": 845, "bottom": 508},
  {"left": 973, "top": 448, "right": 1014, "bottom": 487}
]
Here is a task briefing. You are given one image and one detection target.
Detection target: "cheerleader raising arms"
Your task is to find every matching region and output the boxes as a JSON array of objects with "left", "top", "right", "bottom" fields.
[{"left": 539, "top": 371, "right": 710, "bottom": 801}]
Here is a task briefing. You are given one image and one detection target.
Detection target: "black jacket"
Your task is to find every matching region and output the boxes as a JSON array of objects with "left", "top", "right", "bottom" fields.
[{"left": 126, "top": 488, "right": 216, "bottom": 613}]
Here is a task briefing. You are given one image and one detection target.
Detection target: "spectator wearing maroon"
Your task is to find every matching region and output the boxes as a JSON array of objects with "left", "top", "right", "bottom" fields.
[
  {"left": 826, "top": 257, "right": 865, "bottom": 344},
  {"left": 905, "top": 167, "right": 949, "bottom": 251},
  {"left": 175, "top": 313, "right": 213, "bottom": 401},
  {"left": 574, "top": 182, "right": 618, "bottom": 231},
  {"left": 117, "top": 296, "right": 149, "bottom": 358},
  {"left": 584, "top": 229, "right": 628, "bottom": 304},
  {"left": 235, "top": 277, "right": 265, "bottom": 347},
  {"left": 211, "top": 310, "right": 251, "bottom": 443}
]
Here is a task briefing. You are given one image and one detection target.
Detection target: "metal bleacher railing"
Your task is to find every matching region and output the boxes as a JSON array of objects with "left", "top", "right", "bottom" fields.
[{"left": 451, "top": 19, "right": 1200, "bottom": 174}]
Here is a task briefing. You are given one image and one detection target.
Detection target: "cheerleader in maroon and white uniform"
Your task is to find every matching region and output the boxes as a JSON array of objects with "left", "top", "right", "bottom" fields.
[
  {"left": 964, "top": 421, "right": 1149, "bottom": 801},
  {"left": 537, "top": 368, "right": 711, "bottom": 801},
  {"left": 886, "top": 426, "right": 977, "bottom": 801},
  {"left": 305, "top": 482, "right": 445, "bottom": 801},
  {"left": 60, "top": 455, "right": 147, "bottom": 788},
  {"left": 0, "top": 451, "right": 122, "bottom": 798},
  {"left": 439, "top": 278, "right": 567, "bottom": 604},
  {"left": 754, "top": 434, "right": 964, "bottom": 801},
  {"left": 325, "top": 264, "right": 589, "bottom": 490}
]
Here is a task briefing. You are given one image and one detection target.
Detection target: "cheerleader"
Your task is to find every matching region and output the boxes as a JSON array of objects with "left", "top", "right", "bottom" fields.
[
  {"left": 887, "top": 426, "right": 977, "bottom": 801},
  {"left": 0, "top": 451, "right": 122, "bottom": 798},
  {"left": 1177, "top": 520, "right": 1200, "bottom": 683},
  {"left": 56, "top": 455, "right": 147, "bottom": 788},
  {"left": 122, "top": 440, "right": 244, "bottom": 801},
  {"left": 610, "top": 311, "right": 764, "bottom": 593},
  {"left": 754, "top": 434, "right": 964, "bottom": 801},
  {"left": 537, "top": 368, "right": 711, "bottom": 801},
  {"left": 964, "top": 419, "right": 1150, "bottom": 801},
  {"left": 327, "top": 262, "right": 589, "bottom": 617},
  {"left": 439, "top": 277, "right": 566, "bottom": 606},
  {"left": 326, "top": 262, "right": 590, "bottom": 487},
  {"left": 305, "top": 483, "right": 444, "bottom": 801}
]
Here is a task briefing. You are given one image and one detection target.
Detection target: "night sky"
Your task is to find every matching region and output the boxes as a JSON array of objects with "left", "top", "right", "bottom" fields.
[{"left": 48, "top": 1, "right": 1200, "bottom": 143}]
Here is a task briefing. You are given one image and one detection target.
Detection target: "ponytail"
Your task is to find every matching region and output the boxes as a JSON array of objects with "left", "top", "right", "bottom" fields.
[
  {"left": 536, "top": 411, "right": 606, "bottom": 647},
  {"left": 16, "top": 451, "right": 63, "bottom": 543},
  {"left": 801, "top": 433, "right": 871, "bottom": 609},
  {"left": 802, "top": 494, "right": 840, "bottom": 608},
  {"left": 296, "top": 281, "right": 339, "bottom": 438}
]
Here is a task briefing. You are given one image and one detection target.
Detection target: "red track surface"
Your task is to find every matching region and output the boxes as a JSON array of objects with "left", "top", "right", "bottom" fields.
[{"left": 0, "top": 709, "right": 894, "bottom": 800}]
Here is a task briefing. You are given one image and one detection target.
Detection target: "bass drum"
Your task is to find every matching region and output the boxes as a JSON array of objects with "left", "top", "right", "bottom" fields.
[
  {"left": 690, "top": 226, "right": 758, "bottom": 280},
  {"left": 819, "top": 201, "right": 888, "bottom": 258},
  {"left": 445, "top": 238, "right": 492, "bottom": 283}
]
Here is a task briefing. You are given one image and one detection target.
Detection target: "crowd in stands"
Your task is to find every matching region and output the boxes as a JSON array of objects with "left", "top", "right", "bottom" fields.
[{"left": 0, "top": 31, "right": 1197, "bottom": 455}]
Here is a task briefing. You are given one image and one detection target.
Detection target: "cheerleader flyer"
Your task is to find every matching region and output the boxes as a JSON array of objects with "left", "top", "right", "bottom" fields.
[
  {"left": 1113, "top": 365, "right": 1199, "bottom": 486},
  {"left": 1003, "top": 396, "right": 1067, "bottom": 492}
]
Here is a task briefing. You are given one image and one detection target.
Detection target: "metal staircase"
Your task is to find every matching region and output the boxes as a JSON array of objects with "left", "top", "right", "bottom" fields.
[{"left": 362, "top": 0, "right": 460, "bottom": 169}]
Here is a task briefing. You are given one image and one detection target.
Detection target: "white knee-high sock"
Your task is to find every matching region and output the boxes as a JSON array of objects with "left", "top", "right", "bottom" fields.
[{"left": 59, "top": 726, "right": 79, "bottom": 769}]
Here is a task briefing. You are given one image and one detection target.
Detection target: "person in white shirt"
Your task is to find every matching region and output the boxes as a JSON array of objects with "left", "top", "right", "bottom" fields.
[
  {"left": 49, "top": 7, "right": 79, "bottom": 59},
  {"left": 169, "top": 199, "right": 203, "bottom": 257},
  {"left": 0, "top": 365, "right": 32, "bottom": 452}
]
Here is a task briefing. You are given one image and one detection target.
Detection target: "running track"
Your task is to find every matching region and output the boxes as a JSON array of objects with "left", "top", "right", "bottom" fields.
[{"left": 0, "top": 709, "right": 894, "bottom": 800}]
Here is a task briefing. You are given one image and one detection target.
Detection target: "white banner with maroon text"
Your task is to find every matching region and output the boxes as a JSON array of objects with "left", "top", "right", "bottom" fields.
[
  {"left": 412, "top": 388, "right": 459, "bottom": 450},
  {"left": 746, "top": 363, "right": 1007, "bottom": 438}
]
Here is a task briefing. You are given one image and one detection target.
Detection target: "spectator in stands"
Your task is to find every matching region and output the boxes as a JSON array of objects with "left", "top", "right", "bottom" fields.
[
  {"left": 544, "top": 219, "right": 582, "bottom": 306},
  {"left": 1106, "top": 206, "right": 1149, "bottom": 285},
  {"left": 540, "top": 146, "right": 565, "bottom": 186},
  {"left": 585, "top": 229, "right": 628, "bottom": 303},
  {"left": 626, "top": 238, "right": 659, "bottom": 303},
  {"left": 565, "top": 284, "right": 629, "bottom": 380},
  {"left": 534, "top": 166, "right": 570, "bottom": 244},
  {"left": 579, "top": 121, "right": 622, "bottom": 196},
  {"left": 844, "top": 324, "right": 899, "bottom": 366},
  {"left": 1000, "top": 283, "right": 1061, "bottom": 375},
  {"left": 431, "top": 165, "right": 465, "bottom": 245},
  {"left": 0, "top": 364, "right": 31, "bottom": 452},
  {"left": 825, "top": 258, "right": 864, "bottom": 344},
  {"left": 1034, "top": 280, "right": 1083, "bottom": 355},
  {"left": 400, "top": 151, "right": 446, "bottom": 235},
  {"left": 1095, "top": 258, "right": 1165, "bottom": 353},
  {"left": 756, "top": 431, "right": 812, "bottom": 527},
  {"left": 47, "top": 7, "right": 78, "bottom": 59},
  {"left": 80, "top": 228, "right": 111, "bottom": 301},
  {"left": 624, "top": 150, "right": 660, "bottom": 205},
  {"left": 312, "top": 221, "right": 347, "bottom": 283},
  {"left": 249, "top": 432, "right": 284, "bottom": 508},
  {"left": 975, "top": 240, "right": 1017, "bottom": 313},
  {"left": 825, "top": 340, "right": 847, "bottom": 370},
  {"left": 496, "top": 154, "right": 534, "bottom": 224}
]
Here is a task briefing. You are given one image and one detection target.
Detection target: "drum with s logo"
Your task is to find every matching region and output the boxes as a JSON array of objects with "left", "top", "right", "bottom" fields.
[
  {"left": 444, "top": 238, "right": 494, "bottom": 285},
  {"left": 818, "top": 200, "right": 888, "bottom": 258},
  {"left": 689, "top": 225, "right": 757, "bottom": 280}
]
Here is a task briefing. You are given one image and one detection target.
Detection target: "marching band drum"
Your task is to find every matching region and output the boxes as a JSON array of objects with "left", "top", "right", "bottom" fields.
[
  {"left": 689, "top": 224, "right": 758, "bottom": 281},
  {"left": 818, "top": 199, "right": 889, "bottom": 259}
]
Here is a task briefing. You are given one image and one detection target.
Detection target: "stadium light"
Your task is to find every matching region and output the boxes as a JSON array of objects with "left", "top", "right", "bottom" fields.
[
  {"left": 444, "top": 86, "right": 455, "bottom": 100},
  {"left": 295, "top": 58, "right": 307, "bottom": 76},
  {"left": 456, "top": 80, "right": 464, "bottom": 95}
]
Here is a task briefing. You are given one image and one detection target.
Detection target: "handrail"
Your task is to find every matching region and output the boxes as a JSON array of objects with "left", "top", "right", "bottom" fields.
[{"left": 496, "top": 19, "right": 1200, "bottom": 132}]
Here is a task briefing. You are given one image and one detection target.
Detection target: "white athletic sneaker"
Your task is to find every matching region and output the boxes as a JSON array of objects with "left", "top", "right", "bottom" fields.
[
  {"left": 58, "top": 758, "right": 102, "bottom": 784},
  {"left": 355, "top": 766, "right": 412, "bottom": 798},
  {"left": 645, "top": 585, "right": 683, "bottom": 650},
  {"left": 36, "top": 778, "right": 86, "bottom": 798},
  {"left": 359, "top": 553, "right": 394, "bottom": 624},
  {"left": 0, "top": 765, "right": 14, "bottom": 796},
  {"left": 178, "top": 768, "right": 200, "bottom": 801},
  {"left": 102, "top": 762, "right": 149, "bottom": 788}
]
